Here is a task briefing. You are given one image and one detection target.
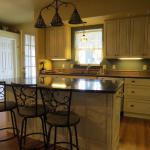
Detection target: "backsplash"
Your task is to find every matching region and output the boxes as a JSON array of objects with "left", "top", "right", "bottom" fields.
[{"left": 51, "top": 59, "right": 150, "bottom": 71}]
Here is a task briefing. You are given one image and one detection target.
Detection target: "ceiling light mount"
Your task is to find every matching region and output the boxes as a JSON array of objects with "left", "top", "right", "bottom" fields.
[{"left": 35, "top": 0, "right": 83, "bottom": 28}]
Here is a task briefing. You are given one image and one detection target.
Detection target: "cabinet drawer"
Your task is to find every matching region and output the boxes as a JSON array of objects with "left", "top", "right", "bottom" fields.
[
  {"left": 124, "top": 86, "right": 150, "bottom": 99},
  {"left": 125, "top": 78, "right": 150, "bottom": 86},
  {"left": 124, "top": 101, "right": 150, "bottom": 115}
]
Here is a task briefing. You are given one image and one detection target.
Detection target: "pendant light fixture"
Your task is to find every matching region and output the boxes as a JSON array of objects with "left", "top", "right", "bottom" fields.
[
  {"left": 35, "top": 0, "right": 83, "bottom": 28},
  {"left": 81, "top": 22, "right": 88, "bottom": 42}
]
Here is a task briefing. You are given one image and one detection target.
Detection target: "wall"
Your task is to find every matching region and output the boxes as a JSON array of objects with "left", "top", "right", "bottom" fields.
[{"left": 50, "top": 59, "right": 150, "bottom": 72}]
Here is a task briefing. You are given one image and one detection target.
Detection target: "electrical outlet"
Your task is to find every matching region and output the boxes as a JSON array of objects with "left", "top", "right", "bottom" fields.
[
  {"left": 143, "top": 65, "right": 147, "bottom": 71},
  {"left": 112, "top": 65, "right": 116, "bottom": 70}
]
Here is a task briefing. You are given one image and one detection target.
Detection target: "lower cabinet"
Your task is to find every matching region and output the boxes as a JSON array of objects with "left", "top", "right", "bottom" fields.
[{"left": 124, "top": 78, "right": 150, "bottom": 119}]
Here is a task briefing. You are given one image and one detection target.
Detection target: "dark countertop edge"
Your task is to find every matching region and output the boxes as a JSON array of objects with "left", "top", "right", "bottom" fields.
[
  {"left": 6, "top": 84, "right": 118, "bottom": 94},
  {"left": 40, "top": 73, "right": 150, "bottom": 79}
]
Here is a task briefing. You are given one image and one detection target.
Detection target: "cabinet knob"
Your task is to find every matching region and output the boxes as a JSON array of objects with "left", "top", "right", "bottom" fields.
[
  {"left": 131, "top": 91, "right": 135, "bottom": 93},
  {"left": 131, "top": 80, "right": 135, "bottom": 83},
  {"left": 130, "top": 105, "right": 134, "bottom": 107}
]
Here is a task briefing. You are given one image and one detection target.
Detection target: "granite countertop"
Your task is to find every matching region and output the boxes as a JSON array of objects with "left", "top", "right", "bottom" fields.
[
  {"left": 40, "top": 70, "right": 150, "bottom": 79},
  {"left": 2, "top": 76, "right": 123, "bottom": 93}
]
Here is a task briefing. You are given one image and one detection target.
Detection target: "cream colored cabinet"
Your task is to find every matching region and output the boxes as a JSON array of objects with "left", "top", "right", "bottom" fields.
[
  {"left": 105, "top": 18, "right": 130, "bottom": 58},
  {"left": 124, "top": 78, "right": 150, "bottom": 119},
  {"left": 130, "top": 16, "right": 147, "bottom": 57},
  {"left": 105, "top": 20, "right": 117, "bottom": 58},
  {"left": 117, "top": 18, "right": 131, "bottom": 57},
  {"left": 145, "top": 16, "right": 150, "bottom": 56},
  {"left": 105, "top": 15, "right": 150, "bottom": 58},
  {"left": 46, "top": 26, "right": 71, "bottom": 60}
]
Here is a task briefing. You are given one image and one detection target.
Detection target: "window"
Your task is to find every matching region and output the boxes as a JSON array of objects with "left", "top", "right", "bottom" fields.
[
  {"left": 24, "top": 34, "right": 36, "bottom": 78},
  {"left": 0, "top": 36, "right": 16, "bottom": 79},
  {"left": 74, "top": 27, "right": 103, "bottom": 65}
]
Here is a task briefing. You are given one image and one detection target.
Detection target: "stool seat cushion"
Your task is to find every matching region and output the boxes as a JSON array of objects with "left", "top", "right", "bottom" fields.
[
  {"left": 18, "top": 105, "right": 49, "bottom": 117},
  {"left": 46, "top": 111, "right": 80, "bottom": 127},
  {"left": 0, "top": 101, "right": 16, "bottom": 112}
]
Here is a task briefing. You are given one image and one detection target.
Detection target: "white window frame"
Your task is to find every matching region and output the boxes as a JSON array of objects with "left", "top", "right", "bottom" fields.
[
  {"left": 73, "top": 25, "right": 103, "bottom": 66},
  {"left": 24, "top": 34, "right": 36, "bottom": 78}
]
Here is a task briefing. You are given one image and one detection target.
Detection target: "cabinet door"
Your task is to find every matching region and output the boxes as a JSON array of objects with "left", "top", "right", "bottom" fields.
[
  {"left": 117, "top": 18, "right": 130, "bottom": 57},
  {"left": 46, "top": 26, "right": 71, "bottom": 60},
  {"left": 46, "top": 28, "right": 55, "bottom": 59},
  {"left": 130, "top": 16, "right": 146, "bottom": 57},
  {"left": 55, "top": 27, "right": 66, "bottom": 59},
  {"left": 145, "top": 16, "right": 150, "bottom": 57},
  {"left": 105, "top": 20, "right": 117, "bottom": 58}
]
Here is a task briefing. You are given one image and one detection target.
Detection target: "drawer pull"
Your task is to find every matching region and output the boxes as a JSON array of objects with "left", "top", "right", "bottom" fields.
[
  {"left": 130, "top": 105, "right": 134, "bottom": 107},
  {"left": 131, "top": 91, "right": 135, "bottom": 93},
  {"left": 131, "top": 81, "right": 135, "bottom": 83}
]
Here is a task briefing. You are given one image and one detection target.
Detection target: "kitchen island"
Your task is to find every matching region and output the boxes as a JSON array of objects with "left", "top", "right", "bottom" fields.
[{"left": 4, "top": 76, "right": 123, "bottom": 150}]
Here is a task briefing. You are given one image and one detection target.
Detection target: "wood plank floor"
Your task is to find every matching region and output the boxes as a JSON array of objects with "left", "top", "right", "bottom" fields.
[
  {"left": 0, "top": 114, "right": 149, "bottom": 150},
  {"left": 119, "top": 117, "right": 150, "bottom": 150}
]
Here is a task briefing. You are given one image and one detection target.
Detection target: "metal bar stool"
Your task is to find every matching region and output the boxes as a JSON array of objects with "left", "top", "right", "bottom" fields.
[
  {"left": 0, "top": 81, "right": 19, "bottom": 142},
  {"left": 40, "top": 88, "right": 80, "bottom": 150},
  {"left": 12, "top": 83, "right": 48, "bottom": 150}
]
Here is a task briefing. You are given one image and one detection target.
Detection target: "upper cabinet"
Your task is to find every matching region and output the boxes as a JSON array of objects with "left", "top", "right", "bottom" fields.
[
  {"left": 105, "top": 15, "right": 150, "bottom": 58},
  {"left": 145, "top": 16, "right": 150, "bottom": 56},
  {"left": 105, "top": 18, "right": 130, "bottom": 58},
  {"left": 130, "top": 16, "right": 146, "bottom": 57},
  {"left": 46, "top": 26, "right": 71, "bottom": 60},
  {"left": 105, "top": 20, "right": 117, "bottom": 58}
]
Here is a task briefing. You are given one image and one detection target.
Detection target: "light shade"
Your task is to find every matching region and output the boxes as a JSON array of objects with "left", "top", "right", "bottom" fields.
[
  {"left": 69, "top": 8, "right": 83, "bottom": 24},
  {"left": 34, "top": 13, "right": 46, "bottom": 28},
  {"left": 51, "top": 12, "right": 64, "bottom": 26}
]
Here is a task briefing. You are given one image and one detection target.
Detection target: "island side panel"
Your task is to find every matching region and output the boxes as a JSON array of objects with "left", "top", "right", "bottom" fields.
[{"left": 72, "top": 92, "right": 116, "bottom": 150}]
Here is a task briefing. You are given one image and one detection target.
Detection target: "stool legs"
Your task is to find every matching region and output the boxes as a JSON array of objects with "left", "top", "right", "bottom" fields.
[
  {"left": 40, "top": 116, "right": 47, "bottom": 149},
  {"left": 54, "top": 127, "right": 57, "bottom": 150},
  {"left": 47, "top": 125, "right": 79, "bottom": 150},
  {"left": 68, "top": 127, "right": 73, "bottom": 150},
  {"left": 11, "top": 110, "right": 19, "bottom": 142},
  {"left": 74, "top": 125, "right": 79, "bottom": 150}
]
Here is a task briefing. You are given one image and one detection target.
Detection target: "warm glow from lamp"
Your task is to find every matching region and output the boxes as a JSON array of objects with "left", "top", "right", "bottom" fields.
[
  {"left": 119, "top": 58, "right": 143, "bottom": 60},
  {"left": 39, "top": 59, "right": 52, "bottom": 70}
]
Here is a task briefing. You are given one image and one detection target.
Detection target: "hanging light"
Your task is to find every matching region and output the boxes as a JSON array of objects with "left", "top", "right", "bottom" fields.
[
  {"left": 35, "top": 0, "right": 83, "bottom": 28},
  {"left": 81, "top": 22, "right": 88, "bottom": 42}
]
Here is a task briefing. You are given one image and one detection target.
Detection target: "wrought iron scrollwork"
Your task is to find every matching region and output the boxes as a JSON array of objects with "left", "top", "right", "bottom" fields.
[
  {"left": 40, "top": 88, "right": 72, "bottom": 115},
  {"left": 12, "top": 84, "right": 37, "bottom": 106}
]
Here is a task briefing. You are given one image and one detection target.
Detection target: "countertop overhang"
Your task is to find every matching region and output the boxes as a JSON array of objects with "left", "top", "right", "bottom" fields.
[{"left": 2, "top": 76, "right": 123, "bottom": 93}]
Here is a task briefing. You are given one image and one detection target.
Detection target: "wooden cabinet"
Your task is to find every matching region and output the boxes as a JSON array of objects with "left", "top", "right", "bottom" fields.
[
  {"left": 145, "top": 16, "right": 150, "bottom": 56},
  {"left": 105, "top": 15, "right": 150, "bottom": 58},
  {"left": 105, "top": 18, "right": 130, "bottom": 58},
  {"left": 46, "top": 26, "right": 71, "bottom": 60},
  {"left": 118, "top": 19, "right": 130, "bottom": 57},
  {"left": 130, "top": 16, "right": 146, "bottom": 56},
  {"left": 124, "top": 78, "right": 150, "bottom": 119},
  {"left": 105, "top": 20, "right": 117, "bottom": 58}
]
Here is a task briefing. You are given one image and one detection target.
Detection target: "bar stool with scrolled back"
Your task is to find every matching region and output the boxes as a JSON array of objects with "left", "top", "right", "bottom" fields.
[
  {"left": 40, "top": 88, "right": 80, "bottom": 150},
  {"left": 11, "top": 83, "right": 48, "bottom": 150},
  {"left": 0, "top": 81, "right": 19, "bottom": 142}
]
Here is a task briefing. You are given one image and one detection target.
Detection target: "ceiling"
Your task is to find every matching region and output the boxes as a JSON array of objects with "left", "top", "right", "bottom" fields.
[{"left": 0, "top": 0, "right": 150, "bottom": 26}]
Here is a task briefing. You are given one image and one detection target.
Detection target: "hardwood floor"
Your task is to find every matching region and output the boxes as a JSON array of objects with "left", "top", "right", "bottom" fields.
[
  {"left": 119, "top": 117, "right": 150, "bottom": 150},
  {"left": 0, "top": 113, "right": 149, "bottom": 150}
]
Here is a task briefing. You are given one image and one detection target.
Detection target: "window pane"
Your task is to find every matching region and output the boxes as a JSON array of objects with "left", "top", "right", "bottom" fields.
[
  {"left": 75, "top": 28, "right": 103, "bottom": 65},
  {"left": 31, "top": 46, "right": 35, "bottom": 56},
  {"left": 24, "top": 34, "right": 36, "bottom": 78}
]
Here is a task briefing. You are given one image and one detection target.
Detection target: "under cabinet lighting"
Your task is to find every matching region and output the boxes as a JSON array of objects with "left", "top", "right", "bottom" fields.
[
  {"left": 51, "top": 59, "right": 67, "bottom": 61},
  {"left": 119, "top": 58, "right": 143, "bottom": 60},
  {"left": 51, "top": 83, "right": 67, "bottom": 88}
]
